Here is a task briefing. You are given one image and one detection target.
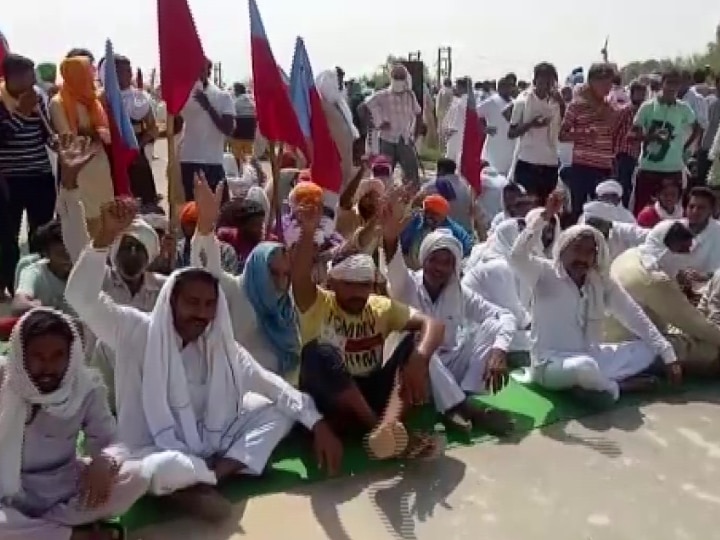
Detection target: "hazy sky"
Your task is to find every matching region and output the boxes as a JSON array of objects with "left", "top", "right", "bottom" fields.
[{"left": 4, "top": 0, "right": 720, "bottom": 83}]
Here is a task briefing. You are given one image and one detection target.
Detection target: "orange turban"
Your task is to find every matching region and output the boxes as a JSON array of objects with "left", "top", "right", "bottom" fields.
[
  {"left": 289, "top": 180, "right": 323, "bottom": 210},
  {"left": 179, "top": 202, "right": 199, "bottom": 226},
  {"left": 423, "top": 194, "right": 450, "bottom": 218},
  {"left": 59, "top": 57, "right": 109, "bottom": 135}
]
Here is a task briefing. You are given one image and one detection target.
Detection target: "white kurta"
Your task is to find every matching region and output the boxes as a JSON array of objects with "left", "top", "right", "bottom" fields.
[
  {"left": 443, "top": 95, "right": 467, "bottom": 164},
  {"left": 510, "top": 215, "right": 676, "bottom": 400},
  {"left": 385, "top": 248, "right": 517, "bottom": 412},
  {"left": 612, "top": 219, "right": 720, "bottom": 275},
  {"left": 65, "top": 248, "right": 320, "bottom": 496}
]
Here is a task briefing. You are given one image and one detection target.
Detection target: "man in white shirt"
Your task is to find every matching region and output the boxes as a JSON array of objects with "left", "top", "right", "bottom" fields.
[
  {"left": 477, "top": 75, "right": 516, "bottom": 175},
  {"left": 365, "top": 64, "right": 422, "bottom": 184},
  {"left": 510, "top": 191, "right": 682, "bottom": 402},
  {"left": 176, "top": 60, "right": 235, "bottom": 201},
  {"left": 435, "top": 78, "right": 454, "bottom": 151},
  {"left": 679, "top": 69, "right": 709, "bottom": 167},
  {"left": 507, "top": 63, "right": 565, "bottom": 205},
  {"left": 65, "top": 197, "right": 343, "bottom": 523}
]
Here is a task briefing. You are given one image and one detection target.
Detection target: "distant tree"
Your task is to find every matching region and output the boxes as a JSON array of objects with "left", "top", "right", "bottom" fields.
[{"left": 619, "top": 23, "right": 720, "bottom": 82}]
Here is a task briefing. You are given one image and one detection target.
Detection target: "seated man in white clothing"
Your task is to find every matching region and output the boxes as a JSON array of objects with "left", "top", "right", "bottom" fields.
[
  {"left": 462, "top": 218, "right": 533, "bottom": 352},
  {"left": 611, "top": 187, "right": 720, "bottom": 283},
  {"left": 510, "top": 190, "right": 682, "bottom": 401},
  {"left": 65, "top": 199, "right": 342, "bottom": 524},
  {"left": 57, "top": 153, "right": 166, "bottom": 410},
  {"left": 578, "top": 180, "right": 635, "bottom": 225},
  {"left": 0, "top": 308, "right": 149, "bottom": 540},
  {"left": 383, "top": 198, "right": 516, "bottom": 435}
]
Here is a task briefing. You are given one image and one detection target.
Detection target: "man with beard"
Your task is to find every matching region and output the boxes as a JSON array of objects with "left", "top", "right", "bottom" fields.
[
  {"left": 56, "top": 137, "right": 165, "bottom": 409},
  {"left": 291, "top": 196, "right": 446, "bottom": 459},
  {"left": 0, "top": 308, "right": 149, "bottom": 540},
  {"left": 510, "top": 190, "right": 681, "bottom": 401},
  {"left": 65, "top": 197, "right": 342, "bottom": 523},
  {"left": 335, "top": 161, "right": 385, "bottom": 254},
  {"left": 383, "top": 204, "right": 517, "bottom": 434}
]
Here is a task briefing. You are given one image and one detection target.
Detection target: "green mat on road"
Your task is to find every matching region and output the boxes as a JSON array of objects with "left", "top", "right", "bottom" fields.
[{"left": 120, "top": 377, "right": 618, "bottom": 531}]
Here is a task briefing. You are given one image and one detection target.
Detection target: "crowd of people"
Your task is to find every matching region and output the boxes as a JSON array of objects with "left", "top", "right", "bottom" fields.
[{"left": 1, "top": 43, "right": 720, "bottom": 540}]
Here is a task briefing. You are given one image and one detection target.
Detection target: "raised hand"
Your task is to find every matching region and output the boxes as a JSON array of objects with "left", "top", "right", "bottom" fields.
[
  {"left": 95, "top": 198, "right": 138, "bottom": 247},
  {"left": 57, "top": 135, "right": 100, "bottom": 190},
  {"left": 193, "top": 172, "right": 224, "bottom": 235},
  {"left": 543, "top": 190, "right": 565, "bottom": 220},
  {"left": 295, "top": 202, "right": 321, "bottom": 238},
  {"left": 381, "top": 186, "right": 412, "bottom": 241},
  {"left": 16, "top": 89, "right": 39, "bottom": 117}
]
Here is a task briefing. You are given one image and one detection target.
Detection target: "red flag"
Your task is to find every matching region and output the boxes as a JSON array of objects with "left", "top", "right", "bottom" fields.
[
  {"left": 0, "top": 30, "right": 10, "bottom": 79},
  {"left": 460, "top": 86, "right": 486, "bottom": 194},
  {"left": 249, "top": 0, "right": 308, "bottom": 157},
  {"left": 157, "top": 0, "right": 205, "bottom": 115}
]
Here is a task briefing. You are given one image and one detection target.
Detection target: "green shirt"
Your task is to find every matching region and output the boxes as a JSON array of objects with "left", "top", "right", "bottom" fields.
[
  {"left": 16, "top": 260, "right": 76, "bottom": 317},
  {"left": 634, "top": 98, "right": 695, "bottom": 173}
]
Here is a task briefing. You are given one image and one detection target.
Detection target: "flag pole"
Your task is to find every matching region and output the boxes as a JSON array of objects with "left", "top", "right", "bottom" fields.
[
  {"left": 165, "top": 113, "right": 181, "bottom": 225},
  {"left": 267, "top": 141, "right": 284, "bottom": 243}
]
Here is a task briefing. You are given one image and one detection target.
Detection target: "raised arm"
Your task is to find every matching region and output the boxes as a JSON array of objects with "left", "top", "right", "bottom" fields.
[
  {"left": 290, "top": 203, "right": 321, "bottom": 313},
  {"left": 65, "top": 198, "right": 145, "bottom": 350},
  {"left": 55, "top": 137, "right": 102, "bottom": 262},
  {"left": 509, "top": 192, "right": 561, "bottom": 287},
  {"left": 382, "top": 190, "right": 415, "bottom": 302}
]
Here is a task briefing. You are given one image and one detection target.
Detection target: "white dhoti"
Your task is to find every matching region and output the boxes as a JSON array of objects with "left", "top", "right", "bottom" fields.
[
  {"left": 445, "top": 132, "right": 462, "bottom": 165},
  {"left": 532, "top": 341, "right": 658, "bottom": 401},
  {"left": 0, "top": 460, "right": 148, "bottom": 540},
  {"left": 139, "top": 393, "right": 293, "bottom": 496},
  {"left": 429, "top": 318, "right": 505, "bottom": 412}
]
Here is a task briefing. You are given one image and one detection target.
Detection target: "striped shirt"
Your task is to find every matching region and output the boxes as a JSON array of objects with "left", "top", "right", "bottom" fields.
[
  {"left": 559, "top": 98, "right": 622, "bottom": 170},
  {"left": 366, "top": 89, "right": 421, "bottom": 143},
  {"left": 0, "top": 101, "right": 52, "bottom": 176},
  {"left": 613, "top": 104, "right": 643, "bottom": 160}
]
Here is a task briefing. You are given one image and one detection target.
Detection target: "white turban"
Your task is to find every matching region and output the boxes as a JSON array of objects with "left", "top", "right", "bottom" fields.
[
  {"left": 552, "top": 224, "right": 611, "bottom": 341},
  {"left": 595, "top": 180, "right": 623, "bottom": 198},
  {"left": 141, "top": 212, "right": 170, "bottom": 233},
  {"left": 0, "top": 308, "right": 102, "bottom": 499},
  {"left": 418, "top": 228, "right": 463, "bottom": 273},
  {"left": 110, "top": 218, "right": 161, "bottom": 266},
  {"left": 327, "top": 253, "right": 376, "bottom": 283}
]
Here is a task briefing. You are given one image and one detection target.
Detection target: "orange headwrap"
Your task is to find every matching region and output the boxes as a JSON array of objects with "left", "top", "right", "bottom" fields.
[
  {"left": 289, "top": 180, "right": 323, "bottom": 210},
  {"left": 179, "top": 202, "right": 199, "bottom": 226},
  {"left": 59, "top": 57, "right": 109, "bottom": 134},
  {"left": 423, "top": 194, "right": 450, "bottom": 218}
]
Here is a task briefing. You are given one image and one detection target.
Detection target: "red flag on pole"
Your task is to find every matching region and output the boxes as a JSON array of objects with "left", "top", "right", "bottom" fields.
[
  {"left": 157, "top": 0, "right": 206, "bottom": 115},
  {"left": 460, "top": 82, "right": 486, "bottom": 194},
  {"left": 249, "top": 0, "right": 308, "bottom": 157}
]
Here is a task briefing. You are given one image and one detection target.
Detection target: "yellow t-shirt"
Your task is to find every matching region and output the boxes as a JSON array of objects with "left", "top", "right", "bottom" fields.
[{"left": 298, "top": 288, "right": 411, "bottom": 377}]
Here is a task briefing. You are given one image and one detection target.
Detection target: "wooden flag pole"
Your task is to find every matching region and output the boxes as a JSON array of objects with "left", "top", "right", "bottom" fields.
[
  {"left": 165, "top": 113, "right": 182, "bottom": 226},
  {"left": 267, "top": 141, "right": 284, "bottom": 243}
]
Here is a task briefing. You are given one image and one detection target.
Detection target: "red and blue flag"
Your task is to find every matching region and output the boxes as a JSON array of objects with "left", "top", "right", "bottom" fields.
[
  {"left": 289, "top": 37, "right": 341, "bottom": 193},
  {"left": 103, "top": 39, "right": 139, "bottom": 197},
  {"left": 249, "top": 0, "right": 307, "bottom": 158}
]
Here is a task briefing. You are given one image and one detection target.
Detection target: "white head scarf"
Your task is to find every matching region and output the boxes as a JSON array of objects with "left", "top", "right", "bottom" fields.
[
  {"left": 417, "top": 228, "right": 464, "bottom": 319},
  {"left": 595, "top": 180, "right": 623, "bottom": 198},
  {"left": 141, "top": 268, "right": 248, "bottom": 469},
  {"left": 141, "top": 212, "right": 169, "bottom": 233},
  {"left": 552, "top": 225, "right": 611, "bottom": 341},
  {"left": 0, "top": 308, "right": 102, "bottom": 499},
  {"left": 110, "top": 218, "right": 161, "bottom": 267},
  {"left": 247, "top": 186, "right": 270, "bottom": 217},
  {"left": 327, "top": 254, "right": 376, "bottom": 283},
  {"left": 316, "top": 70, "right": 359, "bottom": 140},
  {"left": 637, "top": 220, "right": 692, "bottom": 278}
]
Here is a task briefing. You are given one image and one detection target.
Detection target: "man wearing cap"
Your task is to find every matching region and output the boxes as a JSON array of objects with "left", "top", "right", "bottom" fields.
[
  {"left": 400, "top": 194, "right": 474, "bottom": 270},
  {"left": 579, "top": 179, "right": 636, "bottom": 225}
]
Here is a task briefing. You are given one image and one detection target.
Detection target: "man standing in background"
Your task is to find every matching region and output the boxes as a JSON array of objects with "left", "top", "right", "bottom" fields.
[
  {"left": 435, "top": 78, "right": 454, "bottom": 152},
  {"left": 698, "top": 75, "right": 720, "bottom": 184},
  {"left": 229, "top": 82, "right": 256, "bottom": 169},
  {"left": 365, "top": 64, "right": 422, "bottom": 184},
  {"left": 477, "top": 75, "right": 516, "bottom": 175}
]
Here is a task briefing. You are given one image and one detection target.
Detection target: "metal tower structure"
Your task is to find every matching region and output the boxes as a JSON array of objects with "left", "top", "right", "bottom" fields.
[{"left": 436, "top": 46, "right": 452, "bottom": 84}]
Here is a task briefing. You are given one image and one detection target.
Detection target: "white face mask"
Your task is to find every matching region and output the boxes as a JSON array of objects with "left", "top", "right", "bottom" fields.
[{"left": 390, "top": 79, "right": 406, "bottom": 93}]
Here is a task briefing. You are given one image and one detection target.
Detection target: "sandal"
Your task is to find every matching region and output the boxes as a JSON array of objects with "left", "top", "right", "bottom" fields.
[
  {"left": 365, "top": 421, "right": 409, "bottom": 460},
  {"left": 401, "top": 432, "right": 446, "bottom": 461}
]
